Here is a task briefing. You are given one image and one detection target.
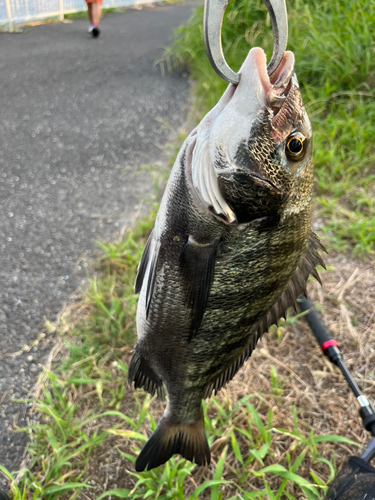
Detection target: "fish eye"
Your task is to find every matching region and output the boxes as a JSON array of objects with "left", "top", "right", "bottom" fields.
[{"left": 286, "top": 134, "right": 305, "bottom": 161}]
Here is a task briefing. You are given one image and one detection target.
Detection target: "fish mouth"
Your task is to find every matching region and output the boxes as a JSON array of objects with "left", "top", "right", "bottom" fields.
[
  {"left": 235, "top": 47, "right": 295, "bottom": 117},
  {"left": 220, "top": 47, "right": 300, "bottom": 148},
  {"left": 205, "top": 47, "right": 297, "bottom": 163}
]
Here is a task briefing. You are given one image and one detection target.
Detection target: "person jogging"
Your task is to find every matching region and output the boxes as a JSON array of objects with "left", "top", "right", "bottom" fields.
[{"left": 86, "top": 0, "right": 102, "bottom": 38}]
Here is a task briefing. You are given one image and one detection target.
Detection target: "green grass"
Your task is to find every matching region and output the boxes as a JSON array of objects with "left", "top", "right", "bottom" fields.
[
  {"left": 98, "top": 394, "right": 357, "bottom": 500},
  {"left": 163, "top": 0, "right": 375, "bottom": 256},
  {"left": 2, "top": 360, "right": 359, "bottom": 499}
]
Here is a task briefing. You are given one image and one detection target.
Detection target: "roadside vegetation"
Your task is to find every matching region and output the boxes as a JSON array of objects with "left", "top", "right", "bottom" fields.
[
  {"left": 165, "top": 0, "right": 375, "bottom": 256},
  {"left": 1, "top": 0, "right": 374, "bottom": 499}
]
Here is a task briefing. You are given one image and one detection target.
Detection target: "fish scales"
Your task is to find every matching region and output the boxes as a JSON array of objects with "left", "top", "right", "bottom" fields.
[{"left": 129, "top": 48, "right": 325, "bottom": 471}]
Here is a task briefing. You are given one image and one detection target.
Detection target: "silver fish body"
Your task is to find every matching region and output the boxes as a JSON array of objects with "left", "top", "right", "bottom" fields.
[{"left": 128, "top": 48, "right": 325, "bottom": 471}]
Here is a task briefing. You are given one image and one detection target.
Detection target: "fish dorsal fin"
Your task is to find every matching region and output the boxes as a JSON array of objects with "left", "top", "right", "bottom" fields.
[
  {"left": 203, "top": 232, "right": 326, "bottom": 398},
  {"left": 190, "top": 129, "right": 236, "bottom": 224},
  {"left": 180, "top": 236, "right": 221, "bottom": 341},
  {"left": 135, "top": 229, "right": 160, "bottom": 319},
  {"left": 203, "top": 326, "right": 263, "bottom": 399}
]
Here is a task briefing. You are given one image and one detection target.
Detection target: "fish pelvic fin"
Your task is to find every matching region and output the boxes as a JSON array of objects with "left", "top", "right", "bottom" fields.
[
  {"left": 135, "top": 411, "right": 210, "bottom": 472},
  {"left": 180, "top": 236, "right": 221, "bottom": 341},
  {"left": 135, "top": 229, "right": 153, "bottom": 294},
  {"left": 127, "top": 350, "right": 165, "bottom": 400}
]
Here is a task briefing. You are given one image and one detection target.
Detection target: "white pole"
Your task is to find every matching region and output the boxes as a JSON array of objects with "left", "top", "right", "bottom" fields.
[
  {"left": 5, "top": 0, "right": 13, "bottom": 31},
  {"left": 59, "top": 0, "right": 64, "bottom": 21}
]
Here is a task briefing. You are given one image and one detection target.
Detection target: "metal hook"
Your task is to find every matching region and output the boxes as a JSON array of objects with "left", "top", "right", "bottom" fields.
[{"left": 203, "top": 0, "right": 288, "bottom": 84}]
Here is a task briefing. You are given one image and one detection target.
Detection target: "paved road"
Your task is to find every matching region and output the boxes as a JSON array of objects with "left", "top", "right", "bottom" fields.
[{"left": 0, "top": 2, "right": 197, "bottom": 472}]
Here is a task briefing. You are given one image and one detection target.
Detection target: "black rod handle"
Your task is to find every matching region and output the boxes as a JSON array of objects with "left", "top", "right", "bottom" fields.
[
  {"left": 298, "top": 295, "right": 375, "bottom": 441},
  {"left": 297, "top": 296, "right": 336, "bottom": 350}
]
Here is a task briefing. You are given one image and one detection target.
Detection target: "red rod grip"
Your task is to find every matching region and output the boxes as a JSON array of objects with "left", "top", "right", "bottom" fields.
[{"left": 321, "top": 340, "right": 338, "bottom": 352}]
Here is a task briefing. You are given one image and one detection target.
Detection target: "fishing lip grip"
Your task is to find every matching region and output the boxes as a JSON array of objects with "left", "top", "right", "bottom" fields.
[
  {"left": 203, "top": 0, "right": 288, "bottom": 83},
  {"left": 298, "top": 296, "right": 375, "bottom": 463}
]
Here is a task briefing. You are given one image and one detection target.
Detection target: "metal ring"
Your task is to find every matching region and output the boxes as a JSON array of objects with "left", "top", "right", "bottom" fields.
[{"left": 203, "top": 0, "right": 288, "bottom": 84}]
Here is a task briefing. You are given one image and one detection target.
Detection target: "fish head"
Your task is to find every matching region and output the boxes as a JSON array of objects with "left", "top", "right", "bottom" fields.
[{"left": 188, "top": 47, "right": 313, "bottom": 224}]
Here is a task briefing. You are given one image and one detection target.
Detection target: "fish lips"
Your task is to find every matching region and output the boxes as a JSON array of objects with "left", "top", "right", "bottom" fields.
[{"left": 208, "top": 47, "right": 300, "bottom": 166}]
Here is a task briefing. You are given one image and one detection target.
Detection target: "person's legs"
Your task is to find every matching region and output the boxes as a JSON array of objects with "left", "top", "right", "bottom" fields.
[
  {"left": 87, "top": 3, "right": 93, "bottom": 25},
  {"left": 91, "top": 2, "right": 102, "bottom": 27}
]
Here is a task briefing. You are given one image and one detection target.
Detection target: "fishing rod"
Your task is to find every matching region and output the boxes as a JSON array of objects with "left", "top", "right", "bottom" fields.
[{"left": 298, "top": 296, "right": 375, "bottom": 463}]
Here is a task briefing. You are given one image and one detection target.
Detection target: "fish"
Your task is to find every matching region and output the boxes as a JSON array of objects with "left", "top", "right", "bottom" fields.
[{"left": 128, "top": 47, "right": 325, "bottom": 472}]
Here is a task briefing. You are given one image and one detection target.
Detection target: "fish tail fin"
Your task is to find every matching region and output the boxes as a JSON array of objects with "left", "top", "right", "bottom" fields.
[{"left": 135, "top": 411, "right": 210, "bottom": 472}]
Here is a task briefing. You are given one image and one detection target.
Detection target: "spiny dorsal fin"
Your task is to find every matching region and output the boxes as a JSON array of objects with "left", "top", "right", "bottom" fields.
[
  {"left": 203, "top": 231, "right": 326, "bottom": 398},
  {"left": 180, "top": 236, "right": 221, "bottom": 341},
  {"left": 203, "top": 327, "right": 263, "bottom": 399}
]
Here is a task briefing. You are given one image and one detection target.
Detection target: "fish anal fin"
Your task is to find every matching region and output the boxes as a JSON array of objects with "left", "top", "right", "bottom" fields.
[
  {"left": 135, "top": 410, "right": 210, "bottom": 472},
  {"left": 180, "top": 236, "right": 221, "bottom": 340},
  {"left": 127, "top": 350, "right": 165, "bottom": 400}
]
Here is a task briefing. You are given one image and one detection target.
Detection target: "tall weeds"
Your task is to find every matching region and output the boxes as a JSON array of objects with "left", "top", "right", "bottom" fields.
[{"left": 165, "top": 0, "right": 375, "bottom": 254}]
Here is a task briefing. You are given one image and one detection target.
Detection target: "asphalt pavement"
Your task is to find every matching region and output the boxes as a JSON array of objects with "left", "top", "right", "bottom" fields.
[{"left": 0, "top": 1, "right": 197, "bottom": 473}]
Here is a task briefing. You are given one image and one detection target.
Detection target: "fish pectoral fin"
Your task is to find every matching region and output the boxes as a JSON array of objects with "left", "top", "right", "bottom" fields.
[
  {"left": 135, "top": 410, "right": 210, "bottom": 472},
  {"left": 127, "top": 350, "right": 165, "bottom": 400},
  {"left": 134, "top": 229, "right": 160, "bottom": 318},
  {"left": 180, "top": 236, "right": 221, "bottom": 340}
]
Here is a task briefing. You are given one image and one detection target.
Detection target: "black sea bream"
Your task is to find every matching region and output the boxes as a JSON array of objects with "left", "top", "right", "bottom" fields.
[{"left": 128, "top": 47, "right": 325, "bottom": 472}]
